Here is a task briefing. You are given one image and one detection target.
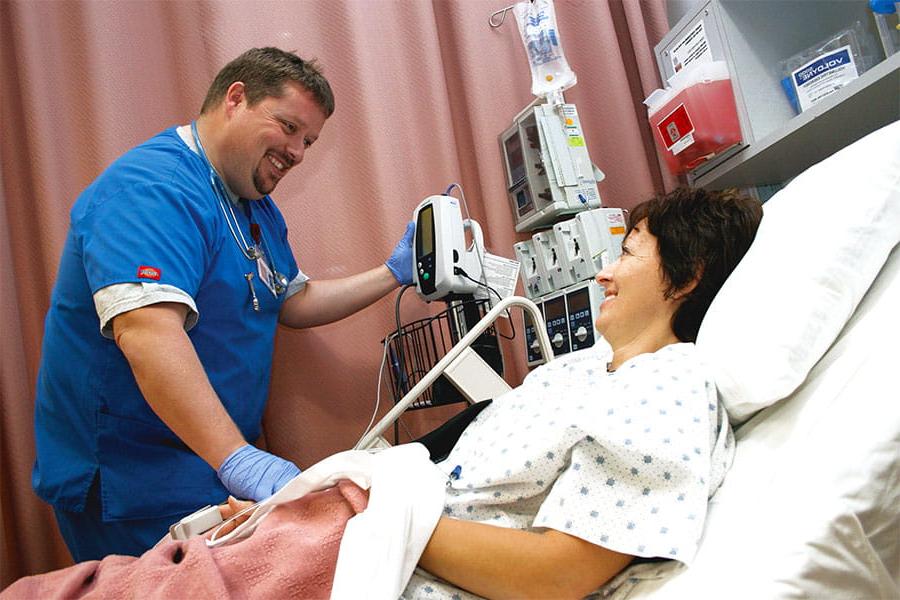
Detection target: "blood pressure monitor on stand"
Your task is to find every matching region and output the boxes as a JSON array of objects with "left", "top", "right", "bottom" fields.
[
  {"left": 413, "top": 195, "right": 485, "bottom": 302},
  {"left": 378, "top": 194, "right": 504, "bottom": 423}
]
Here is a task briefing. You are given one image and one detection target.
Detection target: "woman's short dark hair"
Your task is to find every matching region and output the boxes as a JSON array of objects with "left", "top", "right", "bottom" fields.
[
  {"left": 628, "top": 187, "right": 762, "bottom": 343},
  {"left": 200, "top": 47, "right": 334, "bottom": 117}
]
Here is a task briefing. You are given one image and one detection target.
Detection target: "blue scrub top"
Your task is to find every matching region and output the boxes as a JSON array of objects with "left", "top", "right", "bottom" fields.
[{"left": 32, "top": 128, "right": 299, "bottom": 521}]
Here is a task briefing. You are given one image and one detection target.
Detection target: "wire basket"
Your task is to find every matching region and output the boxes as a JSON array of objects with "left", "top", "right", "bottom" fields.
[{"left": 384, "top": 298, "right": 503, "bottom": 410}]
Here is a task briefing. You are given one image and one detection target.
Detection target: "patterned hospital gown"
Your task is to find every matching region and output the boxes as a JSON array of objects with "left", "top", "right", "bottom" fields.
[{"left": 402, "top": 342, "right": 734, "bottom": 599}]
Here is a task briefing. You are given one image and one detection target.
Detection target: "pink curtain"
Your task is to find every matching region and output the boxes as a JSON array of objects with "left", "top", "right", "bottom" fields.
[{"left": 0, "top": 0, "right": 671, "bottom": 584}]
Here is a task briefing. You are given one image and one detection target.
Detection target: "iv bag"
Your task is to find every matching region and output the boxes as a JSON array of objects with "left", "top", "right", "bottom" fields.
[{"left": 514, "top": 0, "right": 577, "bottom": 98}]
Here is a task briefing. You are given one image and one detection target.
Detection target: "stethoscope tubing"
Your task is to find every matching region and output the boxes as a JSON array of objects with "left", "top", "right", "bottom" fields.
[{"left": 190, "top": 121, "right": 288, "bottom": 297}]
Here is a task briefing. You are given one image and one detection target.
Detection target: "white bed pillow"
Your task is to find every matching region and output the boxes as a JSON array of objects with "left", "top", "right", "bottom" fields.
[
  {"left": 622, "top": 244, "right": 900, "bottom": 600},
  {"left": 697, "top": 120, "right": 900, "bottom": 424}
]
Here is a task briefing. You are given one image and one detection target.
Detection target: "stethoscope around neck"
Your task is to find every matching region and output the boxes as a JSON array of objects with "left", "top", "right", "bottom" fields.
[{"left": 190, "top": 121, "right": 289, "bottom": 309}]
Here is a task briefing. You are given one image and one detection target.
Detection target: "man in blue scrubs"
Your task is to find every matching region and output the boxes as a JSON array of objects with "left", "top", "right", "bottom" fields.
[{"left": 32, "top": 47, "right": 415, "bottom": 561}]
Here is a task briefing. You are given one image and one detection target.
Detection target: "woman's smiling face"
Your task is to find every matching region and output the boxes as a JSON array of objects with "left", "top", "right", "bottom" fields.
[{"left": 594, "top": 219, "right": 681, "bottom": 349}]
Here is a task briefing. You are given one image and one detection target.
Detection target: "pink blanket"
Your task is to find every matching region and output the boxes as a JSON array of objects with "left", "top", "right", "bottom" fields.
[{"left": 2, "top": 481, "right": 368, "bottom": 600}]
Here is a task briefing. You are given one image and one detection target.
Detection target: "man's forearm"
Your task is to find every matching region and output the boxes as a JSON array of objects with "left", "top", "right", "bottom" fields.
[
  {"left": 114, "top": 304, "right": 246, "bottom": 469},
  {"left": 279, "top": 264, "right": 398, "bottom": 328}
]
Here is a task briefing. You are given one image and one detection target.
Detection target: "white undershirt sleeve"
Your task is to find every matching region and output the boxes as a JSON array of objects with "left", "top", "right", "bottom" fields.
[
  {"left": 285, "top": 268, "right": 309, "bottom": 299},
  {"left": 93, "top": 282, "right": 199, "bottom": 339}
]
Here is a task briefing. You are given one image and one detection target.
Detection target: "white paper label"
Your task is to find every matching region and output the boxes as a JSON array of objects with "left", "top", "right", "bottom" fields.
[
  {"left": 474, "top": 252, "right": 521, "bottom": 312},
  {"left": 791, "top": 45, "right": 858, "bottom": 112},
  {"left": 670, "top": 20, "right": 712, "bottom": 73},
  {"left": 670, "top": 132, "right": 695, "bottom": 156}
]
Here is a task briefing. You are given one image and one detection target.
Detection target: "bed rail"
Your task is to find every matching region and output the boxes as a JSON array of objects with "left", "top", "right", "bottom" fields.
[{"left": 355, "top": 296, "right": 553, "bottom": 450}]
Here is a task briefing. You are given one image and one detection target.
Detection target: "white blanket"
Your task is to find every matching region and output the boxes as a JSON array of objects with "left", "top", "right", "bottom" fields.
[{"left": 206, "top": 443, "right": 446, "bottom": 600}]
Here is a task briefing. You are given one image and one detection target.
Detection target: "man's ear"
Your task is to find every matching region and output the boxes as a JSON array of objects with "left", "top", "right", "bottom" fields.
[{"left": 223, "top": 82, "right": 247, "bottom": 117}]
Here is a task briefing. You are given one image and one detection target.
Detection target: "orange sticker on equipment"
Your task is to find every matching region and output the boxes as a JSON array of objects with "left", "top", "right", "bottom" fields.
[{"left": 609, "top": 226, "right": 626, "bottom": 235}]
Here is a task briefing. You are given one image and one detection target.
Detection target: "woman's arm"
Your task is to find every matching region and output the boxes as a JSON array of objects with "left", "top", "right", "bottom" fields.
[{"left": 419, "top": 516, "right": 634, "bottom": 600}]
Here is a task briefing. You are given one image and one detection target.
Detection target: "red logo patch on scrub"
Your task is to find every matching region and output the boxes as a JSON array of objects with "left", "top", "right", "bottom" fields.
[{"left": 137, "top": 265, "right": 161, "bottom": 280}]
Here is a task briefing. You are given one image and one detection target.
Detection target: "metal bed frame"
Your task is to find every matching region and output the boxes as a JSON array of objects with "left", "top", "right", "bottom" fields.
[{"left": 355, "top": 296, "right": 554, "bottom": 450}]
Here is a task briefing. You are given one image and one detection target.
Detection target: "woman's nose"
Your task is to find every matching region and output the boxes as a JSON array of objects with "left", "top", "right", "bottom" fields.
[{"left": 595, "top": 262, "right": 614, "bottom": 285}]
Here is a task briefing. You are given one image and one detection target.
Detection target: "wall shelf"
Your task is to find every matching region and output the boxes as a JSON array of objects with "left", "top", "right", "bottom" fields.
[
  {"left": 657, "top": 0, "right": 900, "bottom": 192},
  {"left": 693, "top": 52, "right": 899, "bottom": 189}
]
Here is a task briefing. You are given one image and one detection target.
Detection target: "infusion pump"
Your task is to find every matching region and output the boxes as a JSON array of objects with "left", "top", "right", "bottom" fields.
[
  {"left": 524, "top": 279, "right": 606, "bottom": 367},
  {"left": 515, "top": 207, "right": 625, "bottom": 366},
  {"left": 513, "top": 207, "right": 625, "bottom": 301},
  {"left": 500, "top": 101, "right": 603, "bottom": 232}
]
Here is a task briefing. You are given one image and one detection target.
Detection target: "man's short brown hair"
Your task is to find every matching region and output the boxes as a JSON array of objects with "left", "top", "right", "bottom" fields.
[{"left": 200, "top": 47, "right": 334, "bottom": 117}]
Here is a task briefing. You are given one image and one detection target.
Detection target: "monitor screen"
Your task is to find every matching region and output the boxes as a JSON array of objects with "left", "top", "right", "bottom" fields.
[
  {"left": 417, "top": 204, "right": 434, "bottom": 257},
  {"left": 567, "top": 288, "right": 590, "bottom": 319},
  {"left": 544, "top": 296, "right": 566, "bottom": 325}
]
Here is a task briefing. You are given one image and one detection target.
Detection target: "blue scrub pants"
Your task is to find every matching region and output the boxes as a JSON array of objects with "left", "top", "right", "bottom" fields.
[{"left": 53, "top": 476, "right": 189, "bottom": 562}]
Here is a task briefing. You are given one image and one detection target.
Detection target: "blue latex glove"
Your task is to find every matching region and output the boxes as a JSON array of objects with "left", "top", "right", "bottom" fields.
[
  {"left": 385, "top": 221, "right": 415, "bottom": 285},
  {"left": 216, "top": 444, "right": 301, "bottom": 502}
]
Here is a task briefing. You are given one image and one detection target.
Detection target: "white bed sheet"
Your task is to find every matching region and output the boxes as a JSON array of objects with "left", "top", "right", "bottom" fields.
[{"left": 620, "top": 246, "right": 900, "bottom": 599}]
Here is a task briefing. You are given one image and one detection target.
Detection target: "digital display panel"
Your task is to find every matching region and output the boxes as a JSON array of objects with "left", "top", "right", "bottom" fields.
[
  {"left": 567, "top": 288, "right": 590, "bottom": 319},
  {"left": 544, "top": 296, "right": 566, "bottom": 327},
  {"left": 416, "top": 204, "right": 434, "bottom": 257}
]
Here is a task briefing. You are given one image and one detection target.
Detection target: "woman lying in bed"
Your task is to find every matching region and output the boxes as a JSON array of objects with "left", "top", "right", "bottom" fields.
[
  {"left": 3, "top": 187, "right": 761, "bottom": 599},
  {"left": 403, "top": 187, "right": 762, "bottom": 599}
]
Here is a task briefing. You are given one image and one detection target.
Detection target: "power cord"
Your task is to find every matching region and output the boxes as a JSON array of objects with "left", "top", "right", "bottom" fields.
[
  {"left": 357, "top": 283, "right": 414, "bottom": 447},
  {"left": 357, "top": 335, "right": 391, "bottom": 447},
  {"left": 391, "top": 284, "right": 416, "bottom": 443},
  {"left": 394, "top": 284, "right": 415, "bottom": 376},
  {"left": 454, "top": 267, "right": 517, "bottom": 341},
  {"left": 445, "top": 183, "right": 492, "bottom": 310}
]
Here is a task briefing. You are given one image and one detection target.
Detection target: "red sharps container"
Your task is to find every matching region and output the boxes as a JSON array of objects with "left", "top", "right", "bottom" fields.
[{"left": 644, "top": 61, "right": 742, "bottom": 175}]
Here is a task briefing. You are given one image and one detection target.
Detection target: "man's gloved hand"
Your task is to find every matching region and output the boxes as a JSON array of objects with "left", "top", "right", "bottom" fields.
[
  {"left": 216, "top": 444, "right": 301, "bottom": 502},
  {"left": 385, "top": 221, "right": 415, "bottom": 285}
]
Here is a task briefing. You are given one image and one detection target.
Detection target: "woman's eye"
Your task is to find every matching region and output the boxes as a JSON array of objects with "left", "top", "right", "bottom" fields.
[{"left": 303, "top": 138, "right": 312, "bottom": 148}]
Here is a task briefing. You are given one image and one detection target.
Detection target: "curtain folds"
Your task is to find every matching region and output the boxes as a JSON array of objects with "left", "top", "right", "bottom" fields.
[{"left": 0, "top": 0, "right": 670, "bottom": 584}]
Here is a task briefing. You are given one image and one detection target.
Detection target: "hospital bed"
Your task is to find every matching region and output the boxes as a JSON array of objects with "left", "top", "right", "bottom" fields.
[{"left": 362, "top": 120, "right": 900, "bottom": 598}]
